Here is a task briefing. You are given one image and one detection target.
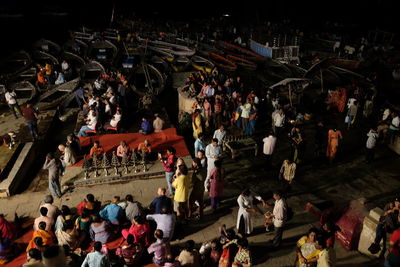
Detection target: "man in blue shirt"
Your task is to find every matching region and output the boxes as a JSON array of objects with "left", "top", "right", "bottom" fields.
[
  {"left": 150, "top": 188, "right": 172, "bottom": 214},
  {"left": 139, "top": 117, "right": 152, "bottom": 135},
  {"left": 194, "top": 133, "right": 206, "bottom": 156},
  {"left": 99, "top": 196, "right": 125, "bottom": 225}
]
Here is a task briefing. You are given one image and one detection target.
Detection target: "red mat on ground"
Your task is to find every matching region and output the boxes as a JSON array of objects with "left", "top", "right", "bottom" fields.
[
  {"left": 74, "top": 128, "right": 190, "bottom": 166},
  {"left": 3, "top": 228, "right": 33, "bottom": 267}
]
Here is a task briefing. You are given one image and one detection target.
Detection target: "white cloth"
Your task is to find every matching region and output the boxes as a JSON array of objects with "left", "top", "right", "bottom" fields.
[
  {"left": 205, "top": 144, "right": 222, "bottom": 178},
  {"left": 153, "top": 117, "right": 164, "bottom": 132},
  {"left": 347, "top": 98, "right": 356, "bottom": 109},
  {"left": 390, "top": 116, "right": 400, "bottom": 130},
  {"left": 366, "top": 130, "right": 378, "bottom": 149},
  {"left": 241, "top": 103, "right": 251, "bottom": 119},
  {"left": 87, "top": 117, "right": 97, "bottom": 130},
  {"left": 5, "top": 91, "right": 17, "bottom": 105},
  {"left": 236, "top": 194, "right": 260, "bottom": 234},
  {"left": 114, "top": 114, "right": 122, "bottom": 121},
  {"left": 263, "top": 135, "right": 277, "bottom": 155},
  {"left": 273, "top": 198, "right": 287, "bottom": 227},
  {"left": 273, "top": 112, "right": 285, "bottom": 127},
  {"left": 110, "top": 119, "right": 118, "bottom": 127},
  {"left": 382, "top": 109, "right": 390, "bottom": 121},
  {"left": 213, "top": 129, "right": 226, "bottom": 145}
]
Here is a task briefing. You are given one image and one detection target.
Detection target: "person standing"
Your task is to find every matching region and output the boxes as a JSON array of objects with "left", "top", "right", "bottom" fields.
[
  {"left": 160, "top": 147, "right": 177, "bottom": 196},
  {"left": 273, "top": 108, "right": 285, "bottom": 137},
  {"left": 265, "top": 191, "right": 287, "bottom": 248},
  {"left": 263, "top": 132, "right": 277, "bottom": 168},
  {"left": 213, "top": 125, "right": 226, "bottom": 146},
  {"left": 205, "top": 138, "right": 222, "bottom": 179},
  {"left": 194, "top": 133, "right": 206, "bottom": 157},
  {"left": 153, "top": 113, "right": 164, "bottom": 133},
  {"left": 188, "top": 158, "right": 206, "bottom": 219},
  {"left": 23, "top": 103, "right": 39, "bottom": 141},
  {"left": 5, "top": 88, "right": 23, "bottom": 119},
  {"left": 366, "top": 126, "right": 378, "bottom": 163},
  {"left": 172, "top": 165, "right": 191, "bottom": 219},
  {"left": 208, "top": 160, "right": 225, "bottom": 212},
  {"left": 237, "top": 189, "right": 263, "bottom": 236},
  {"left": 240, "top": 99, "right": 252, "bottom": 133},
  {"left": 326, "top": 127, "right": 343, "bottom": 164},
  {"left": 346, "top": 100, "right": 358, "bottom": 129},
  {"left": 192, "top": 109, "right": 203, "bottom": 139},
  {"left": 388, "top": 111, "right": 400, "bottom": 144},
  {"left": 43, "top": 153, "right": 62, "bottom": 198},
  {"left": 279, "top": 159, "right": 297, "bottom": 184}
]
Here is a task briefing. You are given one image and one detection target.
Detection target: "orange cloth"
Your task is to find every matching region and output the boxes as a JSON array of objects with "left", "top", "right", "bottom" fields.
[
  {"left": 90, "top": 146, "right": 104, "bottom": 158},
  {"left": 137, "top": 143, "right": 151, "bottom": 153},
  {"left": 26, "top": 229, "right": 55, "bottom": 252},
  {"left": 37, "top": 72, "right": 46, "bottom": 84},
  {"left": 45, "top": 64, "right": 52, "bottom": 76},
  {"left": 326, "top": 130, "right": 342, "bottom": 160}
]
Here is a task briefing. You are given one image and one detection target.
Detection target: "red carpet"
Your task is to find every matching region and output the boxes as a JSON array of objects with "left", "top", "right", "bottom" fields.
[
  {"left": 3, "top": 227, "right": 33, "bottom": 267},
  {"left": 74, "top": 128, "right": 190, "bottom": 166}
]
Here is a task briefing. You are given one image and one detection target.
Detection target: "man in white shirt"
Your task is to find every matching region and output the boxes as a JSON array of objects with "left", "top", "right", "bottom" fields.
[
  {"left": 273, "top": 108, "right": 285, "bottom": 136},
  {"left": 240, "top": 100, "right": 252, "bottom": 132},
  {"left": 39, "top": 195, "right": 59, "bottom": 220},
  {"left": 263, "top": 132, "right": 277, "bottom": 167},
  {"left": 77, "top": 115, "right": 97, "bottom": 137},
  {"left": 366, "top": 126, "right": 378, "bottom": 163},
  {"left": 205, "top": 138, "right": 222, "bottom": 179},
  {"left": 5, "top": 89, "right": 23, "bottom": 118},
  {"left": 213, "top": 125, "right": 226, "bottom": 146},
  {"left": 268, "top": 191, "right": 287, "bottom": 248}
]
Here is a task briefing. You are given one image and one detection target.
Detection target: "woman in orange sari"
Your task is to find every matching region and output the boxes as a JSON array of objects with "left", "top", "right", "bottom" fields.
[
  {"left": 326, "top": 127, "right": 343, "bottom": 163},
  {"left": 26, "top": 221, "right": 55, "bottom": 252}
]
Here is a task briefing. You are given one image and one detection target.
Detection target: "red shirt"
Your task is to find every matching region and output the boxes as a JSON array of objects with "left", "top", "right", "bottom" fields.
[
  {"left": 162, "top": 154, "right": 176, "bottom": 172},
  {"left": 390, "top": 229, "right": 400, "bottom": 256},
  {"left": 23, "top": 107, "right": 37, "bottom": 121}
]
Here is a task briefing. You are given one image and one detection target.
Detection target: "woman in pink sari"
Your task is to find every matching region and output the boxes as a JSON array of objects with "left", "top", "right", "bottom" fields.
[{"left": 209, "top": 160, "right": 225, "bottom": 212}]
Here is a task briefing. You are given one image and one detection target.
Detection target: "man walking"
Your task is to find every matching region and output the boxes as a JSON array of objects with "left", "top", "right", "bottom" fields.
[
  {"left": 43, "top": 153, "right": 62, "bottom": 198},
  {"left": 5, "top": 88, "right": 23, "bottom": 119},
  {"left": 205, "top": 138, "right": 222, "bottom": 179},
  {"left": 273, "top": 108, "right": 285, "bottom": 137},
  {"left": 194, "top": 133, "right": 206, "bottom": 156},
  {"left": 23, "top": 103, "right": 39, "bottom": 141},
  {"left": 265, "top": 191, "right": 287, "bottom": 248},
  {"left": 366, "top": 126, "right": 378, "bottom": 163},
  {"left": 160, "top": 147, "right": 177, "bottom": 196},
  {"left": 263, "top": 132, "right": 277, "bottom": 167},
  {"left": 213, "top": 125, "right": 226, "bottom": 146}
]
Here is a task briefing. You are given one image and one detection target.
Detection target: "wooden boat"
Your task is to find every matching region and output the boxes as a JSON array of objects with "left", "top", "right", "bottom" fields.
[
  {"left": 113, "top": 44, "right": 141, "bottom": 70},
  {"left": 9, "top": 81, "right": 38, "bottom": 105},
  {"left": 150, "top": 56, "right": 170, "bottom": 73},
  {"left": 226, "top": 55, "right": 257, "bottom": 70},
  {"left": 191, "top": 55, "right": 214, "bottom": 73},
  {"left": 141, "top": 45, "right": 174, "bottom": 62},
  {"left": 128, "top": 64, "right": 165, "bottom": 96},
  {"left": 171, "top": 56, "right": 190, "bottom": 72},
  {"left": 80, "top": 60, "right": 105, "bottom": 81},
  {"left": 33, "top": 39, "right": 61, "bottom": 56},
  {"left": 36, "top": 77, "right": 80, "bottom": 110},
  {"left": 87, "top": 39, "right": 118, "bottom": 63},
  {"left": 141, "top": 39, "right": 196, "bottom": 57},
  {"left": 63, "top": 39, "right": 88, "bottom": 59},
  {"left": 332, "top": 59, "right": 361, "bottom": 70},
  {"left": 208, "top": 52, "right": 237, "bottom": 72},
  {"left": 57, "top": 91, "right": 80, "bottom": 122},
  {"left": 217, "top": 40, "right": 264, "bottom": 61},
  {"left": 0, "top": 50, "right": 32, "bottom": 79},
  {"left": 32, "top": 50, "right": 60, "bottom": 65},
  {"left": 61, "top": 52, "right": 86, "bottom": 73}
]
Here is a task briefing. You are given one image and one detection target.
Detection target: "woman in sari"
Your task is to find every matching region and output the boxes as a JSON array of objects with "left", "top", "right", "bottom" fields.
[
  {"left": 209, "top": 160, "right": 225, "bottom": 212},
  {"left": 192, "top": 110, "right": 203, "bottom": 139},
  {"left": 55, "top": 220, "right": 80, "bottom": 250},
  {"left": 326, "top": 127, "right": 343, "bottom": 163},
  {"left": 116, "top": 234, "right": 143, "bottom": 267},
  {"left": 295, "top": 228, "right": 320, "bottom": 267},
  {"left": 26, "top": 222, "right": 55, "bottom": 252}
]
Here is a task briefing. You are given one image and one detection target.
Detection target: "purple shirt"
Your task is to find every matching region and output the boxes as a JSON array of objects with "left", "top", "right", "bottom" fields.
[
  {"left": 141, "top": 120, "right": 151, "bottom": 133},
  {"left": 147, "top": 239, "right": 169, "bottom": 265}
]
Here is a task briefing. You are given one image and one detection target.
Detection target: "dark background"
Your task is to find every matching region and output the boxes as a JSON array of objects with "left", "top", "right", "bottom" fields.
[{"left": 0, "top": 0, "right": 399, "bottom": 57}]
